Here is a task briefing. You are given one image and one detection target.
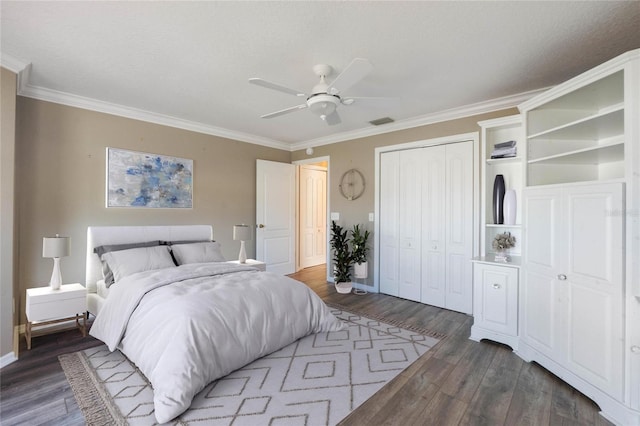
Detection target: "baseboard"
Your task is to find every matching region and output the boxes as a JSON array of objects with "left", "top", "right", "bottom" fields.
[{"left": 0, "top": 351, "right": 17, "bottom": 369}]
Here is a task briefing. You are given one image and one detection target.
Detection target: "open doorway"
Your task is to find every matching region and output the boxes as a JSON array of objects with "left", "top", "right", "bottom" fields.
[{"left": 293, "top": 156, "right": 329, "bottom": 272}]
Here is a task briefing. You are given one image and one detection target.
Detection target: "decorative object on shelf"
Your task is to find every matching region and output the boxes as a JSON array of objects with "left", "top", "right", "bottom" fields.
[
  {"left": 339, "top": 169, "right": 365, "bottom": 200},
  {"left": 493, "top": 174, "right": 505, "bottom": 224},
  {"left": 42, "top": 234, "right": 70, "bottom": 290},
  {"left": 503, "top": 189, "right": 517, "bottom": 225},
  {"left": 233, "top": 225, "right": 251, "bottom": 264},
  {"left": 492, "top": 232, "right": 516, "bottom": 262},
  {"left": 350, "top": 224, "right": 370, "bottom": 280},
  {"left": 491, "top": 140, "right": 517, "bottom": 159},
  {"left": 330, "top": 221, "right": 352, "bottom": 294},
  {"left": 106, "top": 147, "right": 193, "bottom": 208}
]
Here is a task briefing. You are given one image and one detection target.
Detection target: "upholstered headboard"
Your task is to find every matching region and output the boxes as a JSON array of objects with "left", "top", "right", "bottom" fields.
[{"left": 86, "top": 225, "right": 213, "bottom": 293}]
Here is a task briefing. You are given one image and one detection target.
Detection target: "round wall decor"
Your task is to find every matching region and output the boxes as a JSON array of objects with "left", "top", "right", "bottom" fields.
[{"left": 339, "top": 169, "right": 365, "bottom": 200}]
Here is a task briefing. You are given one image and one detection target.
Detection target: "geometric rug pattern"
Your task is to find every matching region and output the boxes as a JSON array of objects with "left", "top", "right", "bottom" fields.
[{"left": 59, "top": 308, "right": 441, "bottom": 426}]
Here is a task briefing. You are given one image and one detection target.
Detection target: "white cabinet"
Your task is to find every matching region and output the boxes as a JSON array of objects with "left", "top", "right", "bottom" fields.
[
  {"left": 470, "top": 261, "right": 519, "bottom": 350},
  {"left": 379, "top": 140, "right": 474, "bottom": 314},
  {"left": 522, "top": 183, "right": 625, "bottom": 401},
  {"left": 517, "top": 49, "right": 640, "bottom": 424}
]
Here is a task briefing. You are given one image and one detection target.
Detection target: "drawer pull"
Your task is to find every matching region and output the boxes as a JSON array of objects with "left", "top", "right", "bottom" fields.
[{"left": 492, "top": 283, "right": 501, "bottom": 289}]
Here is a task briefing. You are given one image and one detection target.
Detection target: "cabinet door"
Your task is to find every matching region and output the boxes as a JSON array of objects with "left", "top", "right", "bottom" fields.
[
  {"left": 421, "top": 145, "right": 446, "bottom": 307},
  {"left": 443, "top": 141, "right": 474, "bottom": 314},
  {"left": 473, "top": 263, "right": 518, "bottom": 336},
  {"left": 522, "top": 187, "right": 564, "bottom": 359},
  {"left": 398, "top": 149, "right": 422, "bottom": 302},
  {"left": 563, "top": 183, "right": 624, "bottom": 399},
  {"left": 379, "top": 151, "right": 400, "bottom": 296}
]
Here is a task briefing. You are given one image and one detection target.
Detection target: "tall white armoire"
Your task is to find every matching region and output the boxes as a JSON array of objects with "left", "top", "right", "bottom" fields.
[{"left": 376, "top": 134, "right": 477, "bottom": 314}]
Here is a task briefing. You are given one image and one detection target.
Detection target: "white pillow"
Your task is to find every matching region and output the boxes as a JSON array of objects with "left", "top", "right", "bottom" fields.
[
  {"left": 171, "top": 241, "right": 226, "bottom": 265},
  {"left": 101, "top": 245, "right": 175, "bottom": 283}
]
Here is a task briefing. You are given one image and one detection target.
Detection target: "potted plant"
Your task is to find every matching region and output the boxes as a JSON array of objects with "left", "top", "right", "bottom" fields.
[
  {"left": 492, "top": 231, "right": 516, "bottom": 262},
  {"left": 350, "top": 224, "right": 370, "bottom": 279},
  {"left": 330, "top": 220, "right": 353, "bottom": 294}
]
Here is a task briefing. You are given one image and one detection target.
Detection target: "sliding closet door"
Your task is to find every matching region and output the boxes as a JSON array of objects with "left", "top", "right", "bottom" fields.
[
  {"left": 379, "top": 151, "right": 400, "bottom": 296},
  {"left": 421, "top": 145, "right": 446, "bottom": 307},
  {"left": 443, "top": 141, "right": 474, "bottom": 314},
  {"left": 398, "top": 149, "right": 422, "bottom": 302}
]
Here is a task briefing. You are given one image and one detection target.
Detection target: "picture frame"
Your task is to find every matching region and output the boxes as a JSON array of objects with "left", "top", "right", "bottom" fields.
[{"left": 106, "top": 147, "right": 193, "bottom": 208}]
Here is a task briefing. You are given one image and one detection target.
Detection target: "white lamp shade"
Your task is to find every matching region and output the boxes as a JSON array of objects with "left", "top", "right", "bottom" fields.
[
  {"left": 233, "top": 225, "right": 251, "bottom": 241},
  {"left": 42, "top": 236, "right": 70, "bottom": 258}
]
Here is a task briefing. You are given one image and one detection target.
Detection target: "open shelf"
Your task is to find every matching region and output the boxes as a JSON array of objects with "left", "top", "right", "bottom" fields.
[
  {"left": 528, "top": 103, "right": 623, "bottom": 141},
  {"left": 528, "top": 139, "right": 624, "bottom": 165},
  {"left": 486, "top": 157, "right": 522, "bottom": 165}
]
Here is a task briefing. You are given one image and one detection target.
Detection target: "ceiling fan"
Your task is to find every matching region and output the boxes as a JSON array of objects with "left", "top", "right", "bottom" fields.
[{"left": 249, "top": 58, "right": 380, "bottom": 126}]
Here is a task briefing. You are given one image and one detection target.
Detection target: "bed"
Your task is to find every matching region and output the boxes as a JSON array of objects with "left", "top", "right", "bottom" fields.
[{"left": 85, "top": 225, "right": 344, "bottom": 423}]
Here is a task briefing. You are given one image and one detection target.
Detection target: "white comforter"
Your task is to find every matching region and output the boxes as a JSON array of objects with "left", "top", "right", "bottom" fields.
[{"left": 90, "top": 262, "right": 345, "bottom": 423}]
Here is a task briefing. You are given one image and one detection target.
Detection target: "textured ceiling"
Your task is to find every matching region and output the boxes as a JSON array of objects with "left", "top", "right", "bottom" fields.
[{"left": 1, "top": 1, "right": 639, "bottom": 150}]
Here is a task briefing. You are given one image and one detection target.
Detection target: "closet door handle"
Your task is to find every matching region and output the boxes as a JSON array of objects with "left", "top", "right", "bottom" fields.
[{"left": 557, "top": 274, "right": 567, "bottom": 281}]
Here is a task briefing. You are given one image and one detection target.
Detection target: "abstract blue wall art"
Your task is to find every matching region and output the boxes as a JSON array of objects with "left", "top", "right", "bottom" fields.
[{"left": 107, "top": 148, "right": 193, "bottom": 208}]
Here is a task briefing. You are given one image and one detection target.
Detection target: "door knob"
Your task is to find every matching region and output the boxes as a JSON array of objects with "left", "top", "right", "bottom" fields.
[
  {"left": 557, "top": 274, "right": 567, "bottom": 281},
  {"left": 258, "top": 224, "right": 265, "bottom": 228}
]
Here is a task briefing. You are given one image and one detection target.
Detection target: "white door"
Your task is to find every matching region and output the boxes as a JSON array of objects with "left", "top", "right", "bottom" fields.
[
  {"left": 443, "top": 141, "right": 474, "bottom": 314},
  {"left": 398, "top": 149, "right": 422, "bottom": 302},
  {"left": 563, "top": 183, "right": 624, "bottom": 399},
  {"left": 421, "top": 145, "right": 446, "bottom": 307},
  {"left": 256, "top": 159, "right": 295, "bottom": 275},
  {"left": 522, "top": 186, "right": 563, "bottom": 359},
  {"left": 299, "top": 165, "right": 327, "bottom": 268},
  {"left": 379, "top": 151, "right": 400, "bottom": 296}
]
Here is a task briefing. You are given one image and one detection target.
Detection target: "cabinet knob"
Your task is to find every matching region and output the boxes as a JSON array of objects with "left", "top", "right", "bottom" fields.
[
  {"left": 432, "top": 245, "right": 437, "bottom": 250},
  {"left": 258, "top": 224, "right": 265, "bottom": 228},
  {"left": 557, "top": 274, "right": 567, "bottom": 281},
  {"left": 492, "top": 283, "right": 501, "bottom": 289},
  {"left": 631, "top": 346, "right": 640, "bottom": 354}
]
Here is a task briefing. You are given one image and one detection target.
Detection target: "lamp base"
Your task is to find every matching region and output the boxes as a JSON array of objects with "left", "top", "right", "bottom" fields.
[
  {"left": 238, "top": 241, "right": 247, "bottom": 264},
  {"left": 50, "top": 257, "right": 62, "bottom": 290}
]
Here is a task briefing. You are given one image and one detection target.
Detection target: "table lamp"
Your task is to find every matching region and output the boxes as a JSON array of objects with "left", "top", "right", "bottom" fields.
[
  {"left": 233, "top": 225, "right": 251, "bottom": 264},
  {"left": 42, "top": 234, "right": 70, "bottom": 290}
]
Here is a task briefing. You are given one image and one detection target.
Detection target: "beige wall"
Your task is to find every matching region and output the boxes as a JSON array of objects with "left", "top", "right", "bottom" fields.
[
  {"left": 291, "top": 108, "right": 518, "bottom": 286},
  {"left": 14, "top": 98, "right": 290, "bottom": 323},
  {"left": 1, "top": 68, "right": 17, "bottom": 359}
]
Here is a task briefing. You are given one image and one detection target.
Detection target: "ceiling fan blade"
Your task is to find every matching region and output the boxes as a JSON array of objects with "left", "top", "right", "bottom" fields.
[
  {"left": 326, "top": 58, "right": 373, "bottom": 95},
  {"left": 260, "top": 104, "right": 308, "bottom": 119},
  {"left": 341, "top": 96, "right": 398, "bottom": 105},
  {"left": 324, "top": 111, "right": 341, "bottom": 126},
  {"left": 249, "top": 78, "right": 307, "bottom": 97}
]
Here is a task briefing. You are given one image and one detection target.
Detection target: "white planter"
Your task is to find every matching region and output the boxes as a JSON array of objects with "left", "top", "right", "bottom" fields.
[
  {"left": 335, "top": 281, "right": 353, "bottom": 294},
  {"left": 354, "top": 261, "right": 368, "bottom": 279}
]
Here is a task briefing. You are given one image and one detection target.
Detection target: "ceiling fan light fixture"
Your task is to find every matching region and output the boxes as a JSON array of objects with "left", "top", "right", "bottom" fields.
[{"left": 307, "top": 94, "right": 339, "bottom": 117}]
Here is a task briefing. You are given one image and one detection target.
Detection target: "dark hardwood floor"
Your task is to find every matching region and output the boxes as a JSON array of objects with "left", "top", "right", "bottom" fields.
[{"left": 0, "top": 264, "right": 610, "bottom": 425}]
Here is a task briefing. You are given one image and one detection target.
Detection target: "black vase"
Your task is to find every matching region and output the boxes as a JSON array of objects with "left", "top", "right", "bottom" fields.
[{"left": 493, "top": 174, "right": 505, "bottom": 224}]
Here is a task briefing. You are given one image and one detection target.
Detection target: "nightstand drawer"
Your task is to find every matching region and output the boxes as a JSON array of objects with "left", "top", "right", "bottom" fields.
[{"left": 26, "top": 283, "right": 86, "bottom": 322}]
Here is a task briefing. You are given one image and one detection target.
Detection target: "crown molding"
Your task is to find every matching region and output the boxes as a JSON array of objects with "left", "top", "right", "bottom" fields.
[
  {"left": 14, "top": 62, "right": 549, "bottom": 152},
  {"left": 0, "top": 53, "right": 29, "bottom": 74},
  {"left": 290, "top": 87, "right": 548, "bottom": 151},
  {"left": 16, "top": 82, "right": 291, "bottom": 150}
]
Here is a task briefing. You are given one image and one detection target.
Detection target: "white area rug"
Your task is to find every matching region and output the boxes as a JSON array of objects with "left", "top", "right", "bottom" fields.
[{"left": 60, "top": 308, "right": 441, "bottom": 426}]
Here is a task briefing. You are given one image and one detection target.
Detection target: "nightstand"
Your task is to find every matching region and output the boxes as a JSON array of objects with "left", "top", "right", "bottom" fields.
[
  {"left": 25, "top": 283, "right": 87, "bottom": 349},
  {"left": 226, "top": 259, "right": 267, "bottom": 272}
]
